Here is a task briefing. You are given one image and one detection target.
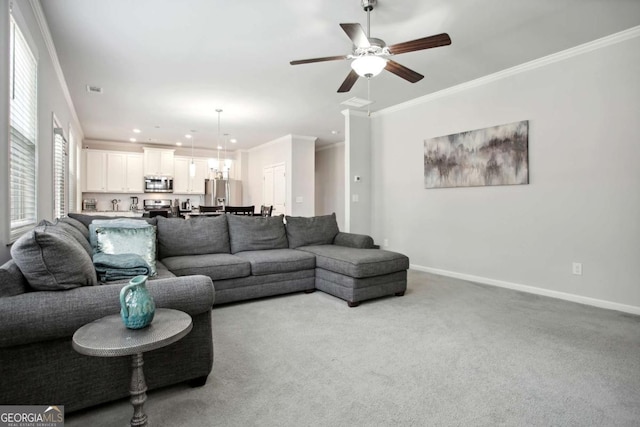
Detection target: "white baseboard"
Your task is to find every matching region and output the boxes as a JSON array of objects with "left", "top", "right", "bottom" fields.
[{"left": 410, "top": 264, "right": 640, "bottom": 316}]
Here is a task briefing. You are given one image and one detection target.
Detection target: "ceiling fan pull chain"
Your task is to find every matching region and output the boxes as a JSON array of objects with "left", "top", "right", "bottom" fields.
[{"left": 367, "top": 77, "right": 371, "bottom": 117}]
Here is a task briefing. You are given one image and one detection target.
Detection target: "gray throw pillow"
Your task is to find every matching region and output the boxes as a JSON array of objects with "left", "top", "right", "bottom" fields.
[
  {"left": 227, "top": 214, "right": 288, "bottom": 254},
  {"left": 59, "top": 216, "right": 90, "bottom": 240},
  {"left": 0, "top": 260, "right": 28, "bottom": 297},
  {"left": 156, "top": 216, "right": 230, "bottom": 259},
  {"left": 95, "top": 226, "right": 157, "bottom": 276},
  {"left": 49, "top": 220, "right": 93, "bottom": 257},
  {"left": 285, "top": 213, "right": 340, "bottom": 249},
  {"left": 10, "top": 223, "right": 98, "bottom": 290}
]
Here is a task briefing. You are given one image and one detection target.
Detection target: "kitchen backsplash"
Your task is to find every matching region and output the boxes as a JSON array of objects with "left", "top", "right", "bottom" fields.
[{"left": 82, "top": 193, "right": 205, "bottom": 211}]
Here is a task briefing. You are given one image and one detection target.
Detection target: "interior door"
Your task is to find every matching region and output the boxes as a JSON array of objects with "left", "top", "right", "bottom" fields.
[
  {"left": 273, "top": 164, "right": 286, "bottom": 216},
  {"left": 263, "top": 163, "right": 285, "bottom": 216}
]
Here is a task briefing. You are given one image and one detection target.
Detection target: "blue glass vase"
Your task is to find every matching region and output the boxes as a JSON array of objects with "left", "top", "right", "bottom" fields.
[{"left": 119, "top": 275, "right": 155, "bottom": 329}]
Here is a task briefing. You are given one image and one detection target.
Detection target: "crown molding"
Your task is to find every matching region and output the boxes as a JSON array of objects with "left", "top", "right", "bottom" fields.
[
  {"left": 315, "top": 141, "right": 345, "bottom": 152},
  {"left": 376, "top": 25, "right": 640, "bottom": 117},
  {"left": 29, "top": 0, "right": 84, "bottom": 140},
  {"left": 341, "top": 109, "right": 370, "bottom": 118}
]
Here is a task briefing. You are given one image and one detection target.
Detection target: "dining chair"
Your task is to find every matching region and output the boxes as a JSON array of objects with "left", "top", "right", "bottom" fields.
[
  {"left": 199, "top": 205, "right": 223, "bottom": 213},
  {"left": 260, "top": 205, "right": 273, "bottom": 217},
  {"left": 225, "top": 205, "right": 255, "bottom": 216}
]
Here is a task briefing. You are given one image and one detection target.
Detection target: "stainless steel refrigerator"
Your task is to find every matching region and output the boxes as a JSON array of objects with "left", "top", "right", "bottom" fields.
[{"left": 204, "top": 179, "right": 242, "bottom": 206}]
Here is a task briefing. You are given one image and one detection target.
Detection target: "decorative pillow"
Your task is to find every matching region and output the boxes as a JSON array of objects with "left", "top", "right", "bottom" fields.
[
  {"left": 285, "top": 213, "right": 340, "bottom": 249},
  {"left": 95, "top": 226, "right": 157, "bottom": 276},
  {"left": 10, "top": 223, "right": 98, "bottom": 290},
  {"left": 0, "top": 260, "right": 29, "bottom": 297},
  {"left": 89, "top": 218, "right": 152, "bottom": 251},
  {"left": 68, "top": 212, "right": 157, "bottom": 229},
  {"left": 227, "top": 214, "right": 288, "bottom": 254},
  {"left": 156, "top": 215, "right": 230, "bottom": 259},
  {"left": 59, "top": 216, "right": 90, "bottom": 240},
  {"left": 49, "top": 220, "right": 93, "bottom": 257}
]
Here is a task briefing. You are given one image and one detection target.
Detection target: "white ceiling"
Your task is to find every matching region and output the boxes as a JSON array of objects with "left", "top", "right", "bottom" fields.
[{"left": 40, "top": 0, "right": 640, "bottom": 150}]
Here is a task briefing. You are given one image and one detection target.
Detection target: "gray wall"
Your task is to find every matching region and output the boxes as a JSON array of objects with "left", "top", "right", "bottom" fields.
[
  {"left": 0, "top": 1, "right": 83, "bottom": 264},
  {"left": 369, "top": 32, "right": 640, "bottom": 311},
  {"left": 315, "top": 143, "right": 345, "bottom": 230}
]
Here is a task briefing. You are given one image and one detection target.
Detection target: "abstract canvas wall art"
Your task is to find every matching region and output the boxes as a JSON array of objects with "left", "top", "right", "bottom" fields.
[{"left": 424, "top": 120, "right": 529, "bottom": 189}]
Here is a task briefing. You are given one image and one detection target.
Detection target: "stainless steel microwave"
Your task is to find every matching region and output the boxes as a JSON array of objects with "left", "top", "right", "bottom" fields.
[{"left": 144, "top": 176, "right": 173, "bottom": 193}]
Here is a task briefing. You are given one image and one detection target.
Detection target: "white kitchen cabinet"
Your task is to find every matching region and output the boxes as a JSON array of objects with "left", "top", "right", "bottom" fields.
[
  {"left": 174, "top": 156, "right": 208, "bottom": 194},
  {"left": 84, "top": 150, "right": 144, "bottom": 193},
  {"left": 125, "top": 154, "right": 144, "bottom": 192},
  {"left": 106, "top": 153, "right": 144, "bottom": 193},
  {"left": 84, "top": 150, "right": 107, "bottom": 192},
  {"left": 143, "top": 148, "right": 174, "bottom": 176}
]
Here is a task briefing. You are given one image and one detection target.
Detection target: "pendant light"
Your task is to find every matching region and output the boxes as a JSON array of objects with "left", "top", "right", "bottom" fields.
[
  {"left": 188, "top": 133, "right": 196, "bottom": 177},
  {"left": 215, "top": 109, "right": 223, "bottom": 178}
]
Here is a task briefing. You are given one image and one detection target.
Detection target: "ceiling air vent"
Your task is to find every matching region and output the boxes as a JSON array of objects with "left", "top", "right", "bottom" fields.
[
  {"left": 86, "top": 85, "right": 104, "bottom": 94},
  {"left": 340, "top": 97, "right": 373, "bottom": 108}
]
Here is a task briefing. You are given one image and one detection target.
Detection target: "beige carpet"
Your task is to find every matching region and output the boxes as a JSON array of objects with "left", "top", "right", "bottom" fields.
[{"left": 66, "top": 270, "right": 640, "bottom": 426}]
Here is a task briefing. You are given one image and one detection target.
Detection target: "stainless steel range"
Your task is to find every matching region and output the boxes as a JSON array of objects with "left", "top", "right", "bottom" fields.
[{"left": 143, "top": 199, "right": 172, "bottom": 217}]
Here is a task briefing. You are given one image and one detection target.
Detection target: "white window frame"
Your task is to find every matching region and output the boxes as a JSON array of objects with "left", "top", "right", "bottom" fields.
[
  {"left": 68, "top": 126, "right": 78, "bottom": 213},
  {"left": 9, "top": 10, "right": 38, "bottom": 242},
  {"left": 53, "top": 114, "right": 67, "bottom": 219}
]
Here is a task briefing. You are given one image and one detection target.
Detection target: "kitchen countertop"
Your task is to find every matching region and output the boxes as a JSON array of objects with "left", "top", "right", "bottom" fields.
[{"left": 81, "top": 210, "right": 144, "bottom": 217}]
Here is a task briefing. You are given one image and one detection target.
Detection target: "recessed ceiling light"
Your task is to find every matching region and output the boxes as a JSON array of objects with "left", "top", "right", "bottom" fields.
[
  {"left": 132, "top": 128, "right": 141, "bottom": 133},
  {"left": 176, "top": 142, "right": 182, "bottom": 146},
  {"left": 185, "top": 134, "right": 192, "bottom": 139},
  {"left": 129, "top": 138, "right": 137, "bottom": 142},
  {"left": 230, "top": 138, "right": 237, "bottom": 143}
]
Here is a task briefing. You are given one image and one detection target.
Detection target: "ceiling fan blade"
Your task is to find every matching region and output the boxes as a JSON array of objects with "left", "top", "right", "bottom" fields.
[
  {"left": 385, "top": 60, "right": 424, "bottom": 83},
  {"left": 388, "top": 33, "right": 451, "bottom": 55},
  {"left": 290, "top": 55, "right": 349, "bottom": 65},
  {"left": 337, "top": 70, "right": 359, "bottom": 93},
  {"left": 340, "top": 23, "right": 371, "bottom": 48}
]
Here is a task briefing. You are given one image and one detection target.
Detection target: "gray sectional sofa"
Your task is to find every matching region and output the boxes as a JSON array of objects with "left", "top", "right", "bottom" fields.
[{"left": 0, "top": 212, "right": 408, "bottom": 412}]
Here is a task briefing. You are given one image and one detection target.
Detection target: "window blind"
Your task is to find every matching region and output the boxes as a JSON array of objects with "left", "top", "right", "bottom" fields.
[
  {"left": 54, "top": 127, "right": 67, "bottom": 219},
  {"left": 68, "top": 130, "right": 77, "bottom": 213},
  {"left": 9, "top": 16, "right": 38, "bottom": 241}
]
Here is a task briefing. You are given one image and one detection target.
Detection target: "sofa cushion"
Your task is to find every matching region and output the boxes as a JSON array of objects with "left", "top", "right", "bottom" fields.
[
  {"left": 0, "top": 260, "right": 28, "bottom": 297},
  {"left": 162, "top": 253, "right": 251, "bottom": 281},
  {"left": 68, "top": 212, "right": 156, "bottom": 229},
  {"left": 227, "top": 215, "right": 288, "bottom": 254},
  {"left": 95, "top": 226, "right": 157, "bottom": 276},
  {"left": 298, "top": 245, "right": 410, "bottom": 278},
  {"left": 156, "top": 216, "right": 230, "bottom": 258},
  {"left": 10, "top": 223, "right": 98, "bottom": 290},
  {"left": 234, "top": 249, "right": 316, "bottom": 276},
  {"left": 285, "top": 213, "right": 339, "bottom": 249}
]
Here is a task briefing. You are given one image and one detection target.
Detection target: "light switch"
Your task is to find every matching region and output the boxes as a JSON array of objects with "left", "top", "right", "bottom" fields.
[{"left": 295, "top": 196, "right": 303, "bottom": 203}]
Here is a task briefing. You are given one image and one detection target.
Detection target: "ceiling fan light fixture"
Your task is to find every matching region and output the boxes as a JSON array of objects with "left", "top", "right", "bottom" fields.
[{"left": 351, "top": 55, "right": 387, "bottom": 78}]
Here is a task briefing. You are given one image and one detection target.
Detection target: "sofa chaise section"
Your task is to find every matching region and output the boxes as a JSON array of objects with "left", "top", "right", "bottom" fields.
[{"left": 285, "top": 214, "right": 410, "bottom": 307}]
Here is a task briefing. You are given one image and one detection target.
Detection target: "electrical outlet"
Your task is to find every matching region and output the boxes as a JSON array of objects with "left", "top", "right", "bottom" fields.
[
  {"left": 383, "top": 238, "right": 389, "bottom": 247},
  {"left": 572, "top": 262, "right": 583, "bottom": 275}
]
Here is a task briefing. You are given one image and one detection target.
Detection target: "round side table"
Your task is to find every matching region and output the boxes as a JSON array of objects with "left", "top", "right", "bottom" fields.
[{"left": 72, "top": 308, "right": 192, "bottom": 427}]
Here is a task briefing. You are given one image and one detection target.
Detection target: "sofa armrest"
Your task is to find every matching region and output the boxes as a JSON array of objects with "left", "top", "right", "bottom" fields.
[
  {"left": 333, "top": 232, "right": 375, "bottom": 249},
  {"left": 0, "top": 275, "right": 214, "bottom": 348}
]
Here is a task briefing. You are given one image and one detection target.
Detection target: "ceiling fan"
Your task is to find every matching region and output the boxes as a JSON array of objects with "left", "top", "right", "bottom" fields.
[{"left": 290, "top": 0, "right": 452, "bottom": 93}]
